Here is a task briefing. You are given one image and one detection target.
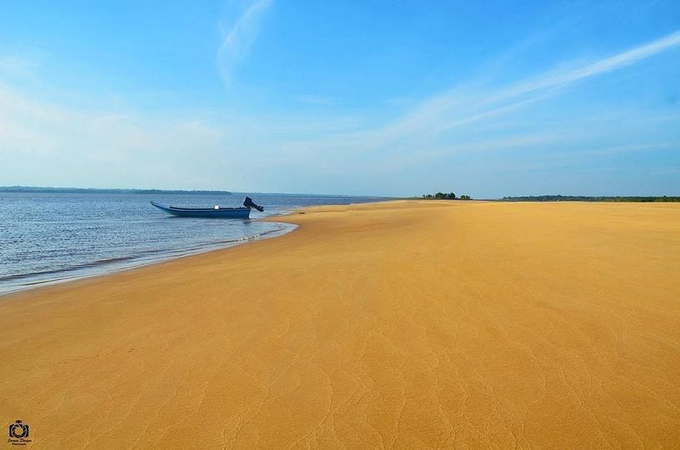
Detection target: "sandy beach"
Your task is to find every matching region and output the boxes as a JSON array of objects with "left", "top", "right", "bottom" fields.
[{"left": 1, "top": 200, "right": 679, "bottom": 448}]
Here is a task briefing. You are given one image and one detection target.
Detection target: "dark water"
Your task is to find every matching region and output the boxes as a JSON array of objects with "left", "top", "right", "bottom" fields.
[{"left": 0, "top": 192, "right": 387, "bottom": 295}]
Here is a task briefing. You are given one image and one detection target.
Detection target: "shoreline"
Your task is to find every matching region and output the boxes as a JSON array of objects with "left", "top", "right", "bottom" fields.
[
  {"left": 0, "top": 192, "right": 390, "bottom": 299},
  {"left": 0, "top": 218, "right": 298, "bottom": 299},
  {"left": 1, "top": 200, "right": 678, "bottom": 447}
]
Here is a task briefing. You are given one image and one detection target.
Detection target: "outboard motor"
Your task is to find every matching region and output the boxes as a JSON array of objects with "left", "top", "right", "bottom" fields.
[{"left": 243, "top": 197, "right": 264, "bottom": 212}]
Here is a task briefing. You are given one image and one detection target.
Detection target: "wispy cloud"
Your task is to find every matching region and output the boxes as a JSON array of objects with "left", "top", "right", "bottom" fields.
[
  {"left": 0, "top": 83, "right": 233, "bottom": 188},
  {"left": 2, "top": 19, "right": 678, "bottom": 196},
  {"left": 0, "top": 56, "right": 39, "bottom": 81},
  {"left": 217, "top": 0, "right": 274, "bottom": 88},
  {"left": 509, "top": 30, "right": 680, "bottom": 97},
  {"left": 651, "top": 167, "right": 680, "bottom": 176},
  {"left": 298, "top": 94, "right": 342, "bottom": 106},
  {"left": 365, "top": 30, "right": 680, "bottom": 146},
  {"left": 238, "top": 30, "right": 680, "bottom": 188}
]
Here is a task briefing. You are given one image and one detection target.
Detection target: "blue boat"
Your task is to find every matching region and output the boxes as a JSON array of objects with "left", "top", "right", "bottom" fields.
[{"left": 151, "top": 197, "right": 264, "bottom": 219}]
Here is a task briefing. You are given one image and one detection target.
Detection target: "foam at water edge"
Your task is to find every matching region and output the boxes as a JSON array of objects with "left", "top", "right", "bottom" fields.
[{"left": 0, "top": 222, "right": 298, "bottom": 297}]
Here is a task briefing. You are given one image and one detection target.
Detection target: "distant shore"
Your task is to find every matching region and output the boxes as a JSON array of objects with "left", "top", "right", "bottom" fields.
[
  {"left": 499, "top": 194, "right": 680, "bottom": 202},
  {"left": 1, "top": 200, "right": 679, "bottom": 447},
  {"left": 0, "top": 186, "right": 233, "bottom": 195}
]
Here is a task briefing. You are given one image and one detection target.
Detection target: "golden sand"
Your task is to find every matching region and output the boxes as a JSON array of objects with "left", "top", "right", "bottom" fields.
[{"left": 1, "top": 201, "right": 679, "bottom": 448}]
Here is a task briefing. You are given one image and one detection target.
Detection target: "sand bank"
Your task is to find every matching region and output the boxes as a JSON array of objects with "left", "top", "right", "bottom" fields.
[{"left": 1, "top": 201, "right": 679, "bottom": 448}]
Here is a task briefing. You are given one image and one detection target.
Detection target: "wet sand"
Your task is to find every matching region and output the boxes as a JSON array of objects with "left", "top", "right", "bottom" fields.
[{"left": 1, "top": 200, "right": 679, "bottom": 448}]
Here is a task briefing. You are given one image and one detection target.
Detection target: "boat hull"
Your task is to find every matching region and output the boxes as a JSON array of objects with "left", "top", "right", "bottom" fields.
[{"left": 151, "top": 201, "right": 251, "bottom": 219}]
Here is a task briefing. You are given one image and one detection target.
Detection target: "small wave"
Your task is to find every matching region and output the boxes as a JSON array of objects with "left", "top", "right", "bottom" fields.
[
  {"left": 0, "top": 222, "right": 297, "bottom": 296},
  {"left": 0, "top": 255, "right": 138, "bottom": 283},
  {"left": 91, "top": 255, "right": 137, "bottom": 265}
]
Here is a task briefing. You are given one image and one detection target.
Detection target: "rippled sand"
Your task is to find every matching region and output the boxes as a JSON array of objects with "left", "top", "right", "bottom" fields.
[{"left": 1, "top": 201, "right": 679, "bottom": 448}]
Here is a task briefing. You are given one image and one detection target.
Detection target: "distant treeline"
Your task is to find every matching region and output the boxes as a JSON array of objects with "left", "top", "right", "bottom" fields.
[
  {"left": 422, "top": 192, "right": 472, "bottom": 200},
  {"left": 501, "top": 195, "right": 680, "bottom": 202},
  {"left": 0, "top": 186, "right": 233, "bottom": 195}
]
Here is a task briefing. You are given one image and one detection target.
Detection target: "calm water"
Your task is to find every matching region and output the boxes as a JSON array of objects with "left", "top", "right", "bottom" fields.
[{"left": 0, "top": 192, "right": 387, "bottom": 295}]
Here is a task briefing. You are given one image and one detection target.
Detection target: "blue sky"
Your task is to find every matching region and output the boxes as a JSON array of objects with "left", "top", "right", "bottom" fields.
[{"left": 0, "top": 0, "right": 678, "bottom": 197}]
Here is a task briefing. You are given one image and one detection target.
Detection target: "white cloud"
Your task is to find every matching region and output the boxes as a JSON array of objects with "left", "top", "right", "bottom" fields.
[
  {"left": 508, "top": 31, "right": 680, "bottom": 97},
  {"left": 364, "top": 30, "right": 680, "bottom": 146},
  {"left": 0, "top": 56, "right": 39, "bottom": 79},
  {"left": 298, "top": 95, "right": 341, "bottom": 106},
  {"left": 0, "top": 83, "right": 235, "bottom": 188},
  {"left": 217, "top": 0, "right": 274, "bottom": 87},
  {"left": 1, "top": 26, "right": 679, "bottom": 195},
  {"left": 651, "top": 167, "right": 680, "bottom": 175},
  {"left": 229, "top": 30, "right": 680, "bottom": 188}
]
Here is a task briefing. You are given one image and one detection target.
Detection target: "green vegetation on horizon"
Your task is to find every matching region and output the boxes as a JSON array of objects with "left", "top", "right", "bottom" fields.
[
  {"left": 417, "top": 193, "right": 679, "bottom": 202},
  {"left": 422, "top": 192, "right": 472, "bottom": 200},
  {"left": 501, "top": 195, "right": 680, "bottom": 202}
]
